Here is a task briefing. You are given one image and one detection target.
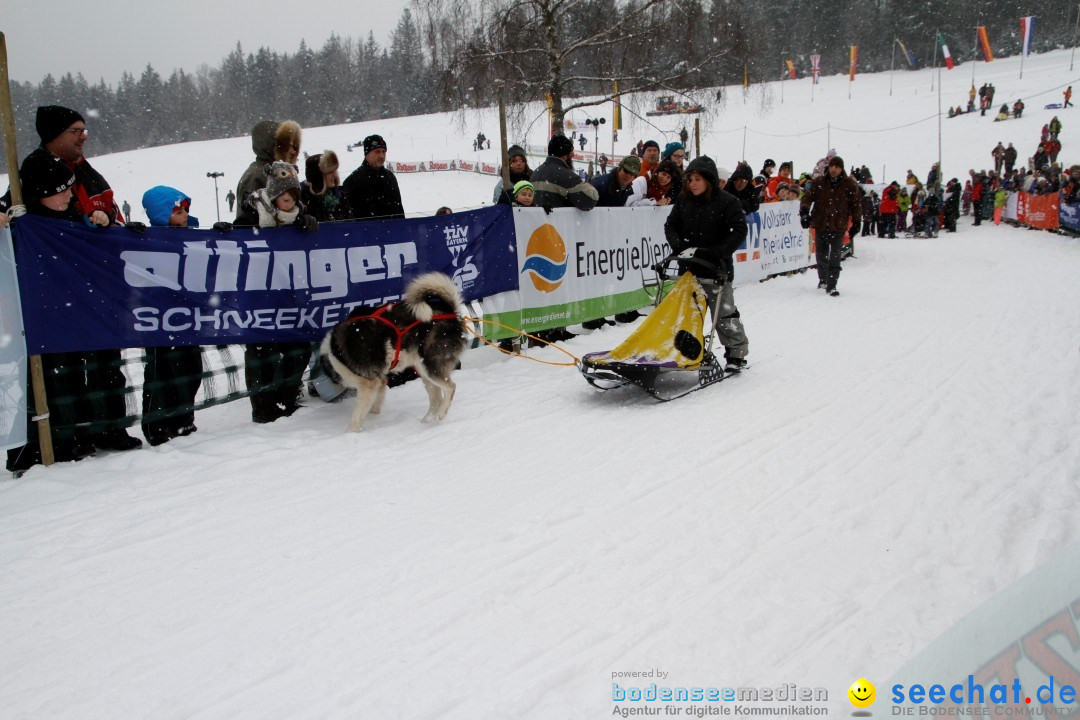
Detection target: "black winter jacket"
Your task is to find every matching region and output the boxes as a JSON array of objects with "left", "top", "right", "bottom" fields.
[
  {"left": 664, "top": 162, "right": 747, "bottom": 282},
  {"left": 343, "top": 161, "right": 405, "bottom": 221},
  {"left": 530, "top": 157, "right": 598, "bottom": 211},
  {"left": 1, "top": 147, "right": 119, "bottom": 224}
]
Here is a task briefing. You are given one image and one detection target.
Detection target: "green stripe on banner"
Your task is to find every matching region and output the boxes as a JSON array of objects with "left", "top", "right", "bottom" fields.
[{"left": 483, "top": 287, "right": 661, "bottom": 340}]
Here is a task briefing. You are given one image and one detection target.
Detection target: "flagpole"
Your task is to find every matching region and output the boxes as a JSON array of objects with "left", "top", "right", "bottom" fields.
[
  {"left": 972, "top": 26, "right": 978, "bottom": 87},
  {"left": 938, "top": 63, "right": 943, "bottom": 192},
  {"left": 890, "top": 39, "right": 896, "bottom": 96},
  {"left": 1072, "top": 3, "right": 1079, "bottom": 72},
  {"left": 781, "top": 55, "right": 785, "bottom": 104},
  {"left": 931, "top": 33, "right": 939, "bottom": 91}
]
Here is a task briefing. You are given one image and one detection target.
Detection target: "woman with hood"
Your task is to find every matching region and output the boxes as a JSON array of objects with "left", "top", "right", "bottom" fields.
[
  {"left": 233, "top": 120, "right": 303, "bottom": 226},
  {"left": 493, "top": 145, "right": 533, "bottom": 205},
  {"left": 726, "top": 162, "right": 760, "bottom": 214},
  {"left": 663, "top": 155, "right": 750, "bottom": 373}
]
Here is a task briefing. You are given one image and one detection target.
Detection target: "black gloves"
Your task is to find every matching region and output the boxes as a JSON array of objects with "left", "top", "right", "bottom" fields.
[
  {"left": 541, "top": 204, "right": 553, "bottom": 215},
  {"left": 295, "top": 214, "right": 319, "bottom": 233},
  {"left": 212, "top": 221, "right": 233, "bottom": 232},
  {"left": 652, "top": 253, "right": 677, "bottom": 274},
  {"left": 123, "top": 221, "right": 147, "bottom": 233},
  {"left": 799, "top": 210, "right": 811, "bottom": 229}
]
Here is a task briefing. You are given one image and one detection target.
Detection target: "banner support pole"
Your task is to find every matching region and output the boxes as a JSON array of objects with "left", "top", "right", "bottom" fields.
[{"left": 0, "top": 31, "right": 55, "bottom": 467}]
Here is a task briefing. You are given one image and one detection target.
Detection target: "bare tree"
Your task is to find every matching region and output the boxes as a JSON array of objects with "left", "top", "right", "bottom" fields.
[{"left": 446, "top": 0, "right": 742, "bottom": 135}]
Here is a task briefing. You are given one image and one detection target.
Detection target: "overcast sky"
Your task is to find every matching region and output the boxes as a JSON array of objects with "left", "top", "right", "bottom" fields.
[{"left": 4, "top": 0, "right": 411, "bottom": 85}]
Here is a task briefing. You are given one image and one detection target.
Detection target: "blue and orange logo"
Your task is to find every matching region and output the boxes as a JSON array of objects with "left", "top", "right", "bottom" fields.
[{"left": 520, "top": 224, "right": 567, "bottom": 292}]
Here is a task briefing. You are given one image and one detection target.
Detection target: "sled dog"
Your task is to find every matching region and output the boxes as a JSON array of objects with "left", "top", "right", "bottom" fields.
[{"left": 320, "top": 273, "right": 466, "bottom": 431}]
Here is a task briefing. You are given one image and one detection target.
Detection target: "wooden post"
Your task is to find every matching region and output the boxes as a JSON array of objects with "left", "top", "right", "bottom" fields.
[
  {"left": 694, "top": 118, "right": 701, "bottom": 159},
  {"left": 498, "top": 84, "right": 511, "bottom": 195},
  {"left": 0, "top": 32, "right": 55, "bottom": 466}
]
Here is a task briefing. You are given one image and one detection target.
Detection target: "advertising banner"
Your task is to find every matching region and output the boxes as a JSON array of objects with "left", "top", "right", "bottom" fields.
[
  {"left": 1015, "top": 192, "right": 1060, "bottom": 229},
  {"left": 0, "top": 228, "right": 27, "bottom": 451},
  {"left": 745, "top": 201, "right": 812, "bottom": 279},
  {"left": 14, "top": 206, "right": 519, "bottom": 354},
  {"left": 1059, "top": 200, "right": 1080, "bottom": 232},
  {"left": 1004, "top": 192, "right": 1019, "bottom": 221},
  {"left": 482, "top": 203, "right": 812, "bottom": 339},
  {"left": 482, "top": 206, "right": 672, "bottom": 338}
]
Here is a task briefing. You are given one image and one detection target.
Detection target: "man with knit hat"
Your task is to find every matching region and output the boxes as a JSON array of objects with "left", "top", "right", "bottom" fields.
[
  {"left": 638, "top": 140, "right": 661, "bottom": 178},
  {"left": 799, "top": 155, "right": 861, "bottom": 297},
  {"left": 530, "top": 134, "right": 598, "bottom": 211},
  {"left": 343, "top": 134, "right": 405, "bottom": 221},
  {"left": 6, "top": 106, "right": 142, "bottom": 453},
  {"left": 3, "top": 132, "right": 143, "bottom": 472},
  {"left": 2, "top": 106, "right": 121, "bottom": 226}
]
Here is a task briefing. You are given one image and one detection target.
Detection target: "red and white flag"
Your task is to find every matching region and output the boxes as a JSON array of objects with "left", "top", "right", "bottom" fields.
[
  {"left": 937, "top": 33, "right": 955, "bottom": 69},
  {"left": 810, "top": 54, "right": 821, "bottom": 84},
  {"left": 1020, "top": 16, "right": 1037, "bottom": 57}
]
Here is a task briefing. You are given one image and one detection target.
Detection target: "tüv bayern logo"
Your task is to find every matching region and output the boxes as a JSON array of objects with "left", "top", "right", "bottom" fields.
[
  {"left": 443, "top": 223, "right": 478, "bottom": 293},
  {"left": 520, "top": 223, "right": 567, "bottom": 293}
]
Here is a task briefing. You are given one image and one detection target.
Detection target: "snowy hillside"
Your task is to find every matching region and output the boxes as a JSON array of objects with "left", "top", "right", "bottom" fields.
[{"left": 1, "top": 49, "right": 1079, "bottom": 720}]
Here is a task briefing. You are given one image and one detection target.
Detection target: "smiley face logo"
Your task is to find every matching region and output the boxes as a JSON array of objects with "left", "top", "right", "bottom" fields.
[{"left": 848, "top": 679, "right": 876, "bottom": 708}]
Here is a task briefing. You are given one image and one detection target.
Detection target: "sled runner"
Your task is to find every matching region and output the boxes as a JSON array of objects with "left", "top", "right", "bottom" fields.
[{"left": 579, "top": 261, "right": 738, "bottom": 402}]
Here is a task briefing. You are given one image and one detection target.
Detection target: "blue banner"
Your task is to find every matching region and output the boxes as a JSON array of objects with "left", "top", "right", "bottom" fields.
[
  {"left": 1059, "top": 201, "right": 1080, "bottom": 232},
  {"left": 14, "top": 206, "right": 519, "bottom": 354}
]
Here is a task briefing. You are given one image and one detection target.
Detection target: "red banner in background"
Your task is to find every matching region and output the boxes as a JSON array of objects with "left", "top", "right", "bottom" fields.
[{"left": 1016, "top": 193, "right": 1059, "bottom": 230}]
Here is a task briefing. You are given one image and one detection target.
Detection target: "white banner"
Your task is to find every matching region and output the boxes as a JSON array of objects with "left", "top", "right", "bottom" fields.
[
  {"left": 1004, "top": 191, "right": 1019, "bottom": 221},
  {"left": 745, "top": 200, "right": 813, "bottom": 279},
  {"left": 480, "top": 202, "right": 813, "bottom": 336},
  {"left": 0, "top": 227, "right": 27, "bottom": 451}
]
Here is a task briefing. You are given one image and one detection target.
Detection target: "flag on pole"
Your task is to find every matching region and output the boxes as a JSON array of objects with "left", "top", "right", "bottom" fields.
[
  {"left": 785, "top": 59, "right": 796, "bottom": 80},
  {"left": 1020, "top": 16, "right": 1037, "bottom": 57},
  {"left": 977, "top": 26, "right": 994, "bottom": 62},
  {"left": 938, "top": 33, "right": 955, "bottom": 69},
  {"left": 743, "top": 59, "right": 749, "bottom": 89},
  {"left": 849, "top": 45, "right": 858, "bottom": 80},
  {"left": 612, "top": 81, "right": 622, "bottom": 130},
  {"left": 546, "top": 93, "right": 554, "bottom": 137},
  {"left": 897, "top": 38, "right": 916, "bottom": 67},
  {"left": 810, "top": 54, "right": 821, "bottom": 84}
]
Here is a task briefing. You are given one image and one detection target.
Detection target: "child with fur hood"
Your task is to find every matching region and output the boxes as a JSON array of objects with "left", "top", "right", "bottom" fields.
[
  {"left": 302, "top": 151, "right": 351, "bottom": 221},
  {"left": 249, "top": 161, "right": 317, "bottom": 229}
]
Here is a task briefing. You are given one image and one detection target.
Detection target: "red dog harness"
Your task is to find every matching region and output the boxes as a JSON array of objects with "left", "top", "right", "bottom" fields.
[{"left": 344, "top": 304, "right": 459, "bottom": 370}]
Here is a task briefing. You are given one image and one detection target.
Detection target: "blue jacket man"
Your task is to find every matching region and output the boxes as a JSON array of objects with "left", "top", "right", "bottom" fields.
[{"left": 589, "top": 155, "right": 641, "bottom": 207}]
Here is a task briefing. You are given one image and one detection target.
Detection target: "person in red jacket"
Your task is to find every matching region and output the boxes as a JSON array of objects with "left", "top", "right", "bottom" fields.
[{"left": 877, "top": 182, "right": 899, "bottom": 238}]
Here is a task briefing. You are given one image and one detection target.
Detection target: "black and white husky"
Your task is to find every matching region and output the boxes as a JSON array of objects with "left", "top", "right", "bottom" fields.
[{"left": 319, "top": 273, "right": 467, "bottom": 431}]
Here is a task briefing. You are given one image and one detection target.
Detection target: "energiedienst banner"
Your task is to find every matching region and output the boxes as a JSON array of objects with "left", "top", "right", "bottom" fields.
[
  {"left": 482, "top": 202, "right": 811, "bottom": 338},
  {"left": 14, "top": 206, "right": 519, "bottom": 354}
]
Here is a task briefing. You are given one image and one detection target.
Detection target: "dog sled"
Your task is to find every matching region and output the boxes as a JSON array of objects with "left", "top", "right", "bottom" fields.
[{"left": 578, "top": 257, "right": 738, "bottom": 402}]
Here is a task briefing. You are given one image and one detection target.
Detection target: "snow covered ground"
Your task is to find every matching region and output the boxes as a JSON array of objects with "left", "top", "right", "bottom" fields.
[{"left": 1, "top": 49, "right": 1079, "bottom": 719}]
